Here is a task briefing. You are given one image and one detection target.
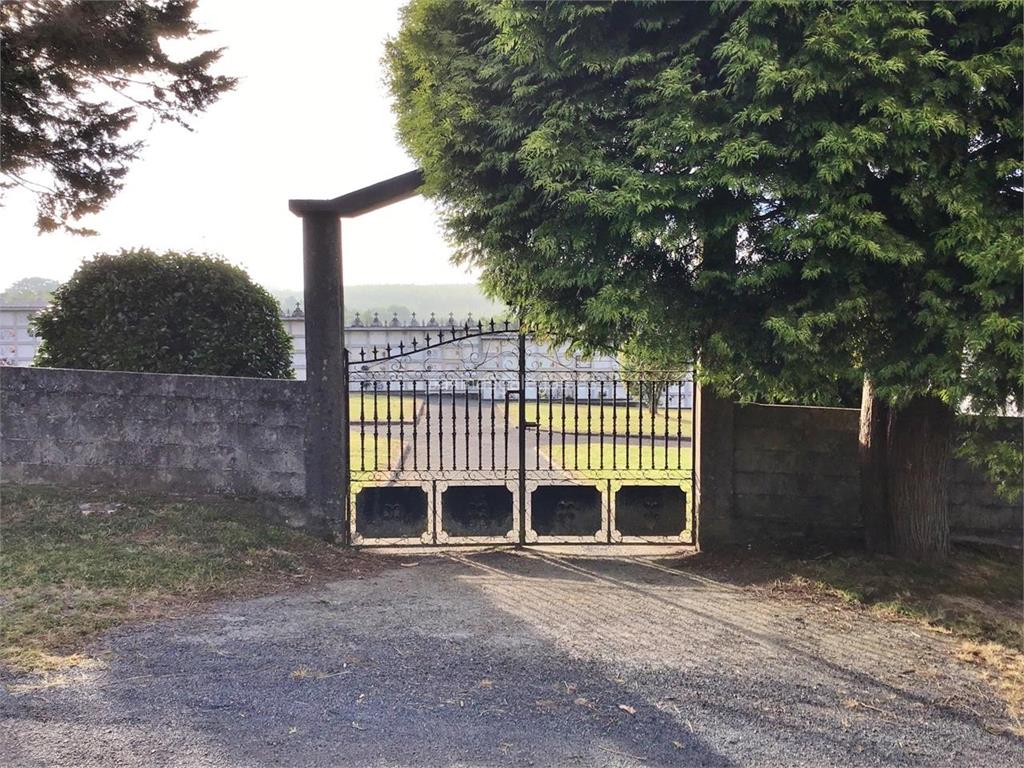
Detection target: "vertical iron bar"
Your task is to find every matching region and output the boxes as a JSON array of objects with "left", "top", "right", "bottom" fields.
[
  {"left": 611, "top": 378, "right": 617, "bottom": 471},
  {"left": 560, "top": 380, "right": 566, "bottom": 468},
  {"left": 586, "top": 380, "right": 592, "bottom": 471},
  {"left": 341, "top": 349, "right": 351, "bottom": 547},
  {"left": 534, "top": 375, "right": 540, "bottom": 470},
  {"left": 451, "top": 377, "right": 457, "bottom": 471},
  {"left": 664, "top": 379, "right": 670, "bottom": 470},
  {"left": 372, "top": 380, "right": 379, "bottom": 471},
  {"left": 385, "top": 381, "right": 392, "bottom": 471},
  {"left": 637, "top": 381, "right": 643, "bottom": 470},
  {"left": 464, "top": 379, "right": 470, "bottom": 470},
  {"left": 426, "top": 379, "right": 433, "bottom": 471},
  {"left": 436, "top": 380, "right": 443, "bottom": 471},
  {"left": 649, "top": 381, "right": 655, "bottom": 468},
  {"left": 599, "top": 382, "right": 605, "bottom": 470},
  {"left": 677, "top": 379, "right": 683, "bottom": 470},
  {"left": 399, "top": 380, "right": 405, "bottom": 470},
  {"left": 411, "top": 380, "right": 418, "bottom": 471},
  {"left": 573, "top": 377, "right": 579, "bottom": 471},
  {"left": 490, "top": 379, "right": 496, "bottom": 471},
  {"left": 547, "top": 380, "right": 553, "bottom": 470},
  {"left": 477, "top": 380, "right": 483, "bottom": 470},
  {"left": 359, "top": 380, "right": 366, "bottom": 472},
  {"left": 517, "top": 331, "right": 527, "bottom": 546},
  {"left": 503, "top": 380, "right": 509, "bottom": 474},
  {"left": 651, "top": 381, "right": 657, "bottom": 468},
  {"left": 624, "top": 380, "right": 630, "bottom": 470}
]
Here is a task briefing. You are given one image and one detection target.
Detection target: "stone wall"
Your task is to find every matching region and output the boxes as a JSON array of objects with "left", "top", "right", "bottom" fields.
[
  {"left": 700, "top": 400, "right": 1022, "bottom": 548},
  {"left": 732, "top": 404, "right": 862, "bottom": 545},
  {"left": 3, "top": 368, "right": 1018, "bottom": 547},
  {"left": 951, "top": 453, "right": 1022, "bottom": 538},
  {"left": 1, "top": 366, "right": 307, "bottom": 504}
]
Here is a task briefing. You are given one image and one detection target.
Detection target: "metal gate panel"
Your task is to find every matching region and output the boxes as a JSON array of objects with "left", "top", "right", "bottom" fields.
[
  {"left": 349, "top": 481, "right": 434, "bottom": 546},
  {"left": 524, "top": 479, "right": 608, "bottom": 544},
  {"left": 344, "top": 321, "right": 693, "bottom": 547},
  {"left": 435, "top": 479, "right": 518, "bottom": 545},
  {"left": 609, "top": 478, "right": 693, "bottom": 545}
]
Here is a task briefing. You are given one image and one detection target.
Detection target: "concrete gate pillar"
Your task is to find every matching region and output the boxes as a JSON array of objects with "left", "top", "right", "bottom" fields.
[
  {"left": 693, "top": 384, "right": 735, "bottom": 549},
  {"left": 290, "top": 170, "right": 424, "bottom": 540},
  {"left": 297, "top": 212, "right": 346, "bottom": 535}
]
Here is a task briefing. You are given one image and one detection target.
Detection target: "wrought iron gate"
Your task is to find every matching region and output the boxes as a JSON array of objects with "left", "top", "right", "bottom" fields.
[{"left": 344, "top": 320, "right": 693, "bottom": 546}]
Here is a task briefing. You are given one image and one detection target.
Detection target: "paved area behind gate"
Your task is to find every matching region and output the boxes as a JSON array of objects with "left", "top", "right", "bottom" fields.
[{"left": 2, "top": 551, "right": 1020, "bottom": 767}]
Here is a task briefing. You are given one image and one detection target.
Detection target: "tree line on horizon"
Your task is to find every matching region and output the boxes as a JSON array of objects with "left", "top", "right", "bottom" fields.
[{"left": 1, "top": 276, "right": 508, "bottom": 325}]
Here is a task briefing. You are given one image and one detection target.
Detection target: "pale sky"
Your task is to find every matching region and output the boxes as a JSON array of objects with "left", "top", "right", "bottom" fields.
[{"left": 0, "top": 0, "right": 473, "bottom": 291}]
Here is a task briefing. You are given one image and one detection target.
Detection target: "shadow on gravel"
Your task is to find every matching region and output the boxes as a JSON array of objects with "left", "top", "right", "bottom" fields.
[{"left": 3, "top": 551, "right": 1020, "bottom": 767}]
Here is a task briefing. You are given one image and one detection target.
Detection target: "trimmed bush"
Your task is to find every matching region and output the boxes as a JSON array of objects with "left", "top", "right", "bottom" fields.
[{"left": 33, "top": 249, "right": 294, "bottom": 378}]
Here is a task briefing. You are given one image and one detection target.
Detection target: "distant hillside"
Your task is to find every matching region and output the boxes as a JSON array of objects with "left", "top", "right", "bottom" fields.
[{"left": 272, "top": 284, "right": 508, "bottom": 324}]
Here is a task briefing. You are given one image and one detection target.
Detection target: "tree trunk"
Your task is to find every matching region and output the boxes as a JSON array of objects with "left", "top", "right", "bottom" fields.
[
  {"left": 859, "top": 378, "right": 891, "bottom": 553},
  {"left": 885, "top": 395, "right": 953, "bottom": 560}
]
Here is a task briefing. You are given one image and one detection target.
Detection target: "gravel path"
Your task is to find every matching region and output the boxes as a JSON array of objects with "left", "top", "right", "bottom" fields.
[{"left": 1, "top": 550, "right": 1020, "bottom": 767}]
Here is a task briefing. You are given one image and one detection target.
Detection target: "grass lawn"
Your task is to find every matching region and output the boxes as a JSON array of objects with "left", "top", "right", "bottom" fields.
[
  {"left": 348, "top": 394, "right": 421, "bottom": 422},
  {"left": 538, "top": 442, "right": 693, "bottom": 479},
  {"left": 677, "top": 546, "right": 1024, "bottom": 727},
  {"left": 0, "top": 487, "right": 382, "bottom": 674},
  {"left": 507, "top": 402, "right": 692, "bottom": 439},
  {"left": 349, "top": 432, "right": 404, "bottom": 473}
]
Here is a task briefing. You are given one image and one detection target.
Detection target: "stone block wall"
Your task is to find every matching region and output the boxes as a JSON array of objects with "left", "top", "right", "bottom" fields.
[
  {"left": 1, "top": 366, "right": 307, "bottom": 500},
  {"left": 700, "top": 400, "right": 1022, "bottom": 547},
  {"left": 950, "top": 457, "right": 1021, "bottom": 537},
  {"left": 732, "top": 404, "right": 862, "bottom": 545}
]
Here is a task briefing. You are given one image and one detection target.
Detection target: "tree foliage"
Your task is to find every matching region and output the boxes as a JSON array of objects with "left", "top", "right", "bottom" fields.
[
  {"left": 386, "top": 0, "right": 1022, "bottom": 492},
  {"left": 33, "top": 249, "right": 293, "bottom": 378},
  {"left": 1, "top": 0, "right": 235, "bottom": 233},
  {"left": 0, "top": 276, "right": 59, "bottom": 304}
]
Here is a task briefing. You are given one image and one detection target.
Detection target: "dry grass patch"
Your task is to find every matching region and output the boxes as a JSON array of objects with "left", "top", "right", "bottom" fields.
[
  {"left": 957, "top": 641, "right": 1024, "bottom": 735},
  {"left": 0, "top": 486, "right": 387, "bottom": 674}
]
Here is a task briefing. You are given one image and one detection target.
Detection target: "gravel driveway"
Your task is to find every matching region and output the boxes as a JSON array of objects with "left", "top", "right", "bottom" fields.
[{"left": 1, "top": 550, "right": 1020, "bottom": 767}]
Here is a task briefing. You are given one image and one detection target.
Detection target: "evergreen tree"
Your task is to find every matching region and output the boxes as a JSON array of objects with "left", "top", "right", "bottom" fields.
[
  {"left": 387, "top": 0, "right": 1022, "bottom": 558},
  {"left": 1, "top": 1, "right": 235, "bottom": 233}
]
